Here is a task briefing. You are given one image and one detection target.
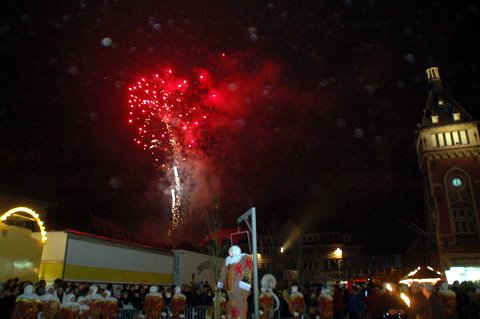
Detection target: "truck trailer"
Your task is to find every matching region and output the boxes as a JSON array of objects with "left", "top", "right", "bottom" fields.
[
  {"left": 172, "top": 249, "right": 224, "bottom": 287},
  {"left": 35, "top": 230, "right": 173, "bottom": 285}
]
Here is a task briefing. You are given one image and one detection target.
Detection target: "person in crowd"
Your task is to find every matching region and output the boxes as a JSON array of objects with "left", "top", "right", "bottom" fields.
[
  {"left": 40, "top": 285, "right": 59, "bottom": 302},
  {"left": 39, "top": 285, "right": 60, "bottom": 318},
  {"left": 144, "top": 286, "right": 165, "bottom": 319},
  {"left": 346, "top": 285, "right": 365, "bottom": 319},
  {"left": 53, "top": 279, "right": 63, "bottom": 288},
  {"left": 204, "top": 284, "right": 214, "bottom": 305},
  {"left": 317, "top": 288, "right": 333, "bottom": 319},
  {"left": 58, "top": 294, "right": 79, "bottom": 318},
  {"left": 366, "top": 286, "right": 381, "bottom": 319},
  {"left": 103, "top": 289, "right": 119, "bottom": 318},
  {"left": 378, "top": 283, "right": 404, "bottom": 318},
  {"left": 171, "top": 286, "right": 188, "bottom": 319},
  {"left": 86, "top": 285, "right": 105, "bottom": 318},
  {"left": 86, "top": 285, "right": 103, "bottom": 301},
  {"left": 35, "top": 280, "right": 47, "bottom": 296},
  {"left": 12, "top": 284, "right": 40, "bottom": 319},
  {"left": 408, "top": 282, "right": 426, "bottom": 319},
  {"left": 422, "top": 283, "right": 447, "bottom": 319},
  {"left": 458, "top": 285, "right": 480, "bottom": 319},
  {"left": 131, "top": 288, "right": 144, "bottom": 310},
  {"left": 57, "top": 285, "right": 66, "bottom": 303},
  {"left": 1, "top": 285, "right": 19, "bottom": 318},
  {"left": 163, "top": 286, "right": 173, "bottom": 308},
  {"left": 191, "top": 285, "right": 210, "bottom": 306},
  {"left": 287, "top": 284, "right": 305, "bottom": 319},
  {"left": 307, "top": 289, "right": 317, "bottom": 318},
  {"left": 119, "top": 289, "right": 135, "bottom": 309},
  {"left": 332, "top": 285, "right": 345, "bottom": 319},
  {"left": 259, "top": 286, "right": 274, "bottom": 319},
  {"left": 437, "top": 281, "right": 457, "bottom": 319},
  {"left": 77, "top": 296, "right": 90, "bottom": 318},
  {"left": 279, "top": 289, "right": 291, "bottom": 319}
]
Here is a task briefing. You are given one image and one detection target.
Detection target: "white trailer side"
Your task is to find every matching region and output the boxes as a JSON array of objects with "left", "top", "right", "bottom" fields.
[{"left": 37, "top": 230, "right": 173, "bottom": 285}]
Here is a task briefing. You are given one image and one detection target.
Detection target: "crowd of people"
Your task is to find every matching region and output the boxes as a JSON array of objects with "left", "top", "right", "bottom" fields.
[
  {"left": 2, "top": 277, "right": 480, "bottom": 319},
  {"left": 0, "top": 277, "right": 217, "bottom": 319},
  {"left": 276, "top": 280, "right": 480, "bottom": 319}
]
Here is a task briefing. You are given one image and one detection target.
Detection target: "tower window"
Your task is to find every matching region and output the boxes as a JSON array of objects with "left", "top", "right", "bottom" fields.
[
  {"left": 430, "top": 130, "right": 469, "bottom": 148},
  {"left": 452, "top": 204, "right": 476, "bottom": 235}
]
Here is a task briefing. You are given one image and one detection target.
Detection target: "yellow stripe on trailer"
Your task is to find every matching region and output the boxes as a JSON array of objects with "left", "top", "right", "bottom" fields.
[
  {"left": 38, "top": 262, "right": 64, "bottom": 283},
  {"left": 63, "top": 264, "right": 172, "bottom": 285}
]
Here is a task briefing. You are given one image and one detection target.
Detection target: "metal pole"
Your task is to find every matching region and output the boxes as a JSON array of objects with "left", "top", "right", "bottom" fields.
[
  {"left": 252, "top": 208, "right": 259, "bottom": 319},
  {"left": 237, "top": 207, "right": 259, "bottom": 319}
]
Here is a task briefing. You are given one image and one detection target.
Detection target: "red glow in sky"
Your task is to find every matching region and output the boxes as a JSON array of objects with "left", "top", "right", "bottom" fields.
[{"left": 127, "top": 69, "right": 209, "bottom": 164}]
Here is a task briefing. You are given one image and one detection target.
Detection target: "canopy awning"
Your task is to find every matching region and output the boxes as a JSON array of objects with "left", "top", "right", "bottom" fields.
[{"left": 399, "top": 265, "right": 444, "bottom": 285}]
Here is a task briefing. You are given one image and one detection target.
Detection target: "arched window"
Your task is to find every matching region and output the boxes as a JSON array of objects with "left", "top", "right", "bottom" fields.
[{"left": 446, "top": 169, "right": 478, "bottom": 238}]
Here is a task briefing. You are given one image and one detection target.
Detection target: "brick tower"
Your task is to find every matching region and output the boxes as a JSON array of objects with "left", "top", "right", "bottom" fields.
[{"left": 415, "top": 60, "right": 480, "bottom": 271}]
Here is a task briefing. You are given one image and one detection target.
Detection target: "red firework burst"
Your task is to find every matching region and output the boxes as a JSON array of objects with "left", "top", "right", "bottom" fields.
[{"left": 127, "top": 69, "right": 208, "bottom": 166}]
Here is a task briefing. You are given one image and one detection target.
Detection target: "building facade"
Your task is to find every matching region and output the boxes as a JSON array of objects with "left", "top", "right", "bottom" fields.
[
  {"left": 257, "top": 221, "right": 401, "bottom": 288},
  {"left": 415, "top": 62, "right": 480, "bottom": 274}
]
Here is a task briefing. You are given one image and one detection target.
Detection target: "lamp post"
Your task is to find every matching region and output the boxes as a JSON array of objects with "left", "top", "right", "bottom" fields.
[{"left": 237, "top": 207, "right": 259, "bottom": 319}]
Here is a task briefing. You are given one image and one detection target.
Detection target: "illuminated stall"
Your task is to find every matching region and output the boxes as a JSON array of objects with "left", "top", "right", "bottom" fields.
[
  {"left": 399, "top": 266, "right": 444, "bottom": 286},
  {"left": 445, "top": 264, "right": 480, "bottom": 284}
]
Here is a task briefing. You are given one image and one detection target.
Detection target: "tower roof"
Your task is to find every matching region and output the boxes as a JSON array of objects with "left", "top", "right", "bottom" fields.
[{"left": 419, "top": 60, "right": 475, "bottom": 128}]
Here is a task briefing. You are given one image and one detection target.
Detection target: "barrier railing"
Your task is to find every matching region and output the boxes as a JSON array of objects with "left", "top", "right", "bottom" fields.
[
  {"left": 118, "top": 308, "right": 141, "bottom": 319},
  {"left": 118, "top": 305, "right": 281, "bottom": 319}
]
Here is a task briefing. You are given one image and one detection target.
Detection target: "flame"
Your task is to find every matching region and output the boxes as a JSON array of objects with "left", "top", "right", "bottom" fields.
[{"left": 400, "top": 293, "right": 410, "bottom": 307}]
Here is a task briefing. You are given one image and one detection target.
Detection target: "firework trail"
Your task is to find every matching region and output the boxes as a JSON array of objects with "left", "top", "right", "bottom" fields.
[{"left": 127, "top": 69, "right": 208, "bottom": 236}]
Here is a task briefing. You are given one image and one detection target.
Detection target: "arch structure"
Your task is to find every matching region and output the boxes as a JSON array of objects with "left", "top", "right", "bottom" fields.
[
  {"left": 444, "top": 168, "right": 478, "bottom": 238},
  {"left": 1, "top": 206, "right": 47, "bottom": 243}
]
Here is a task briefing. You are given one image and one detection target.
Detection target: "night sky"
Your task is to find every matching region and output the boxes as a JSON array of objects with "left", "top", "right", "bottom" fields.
[{"left": 1, "top": 1, "right": 479, "bottom": 249}]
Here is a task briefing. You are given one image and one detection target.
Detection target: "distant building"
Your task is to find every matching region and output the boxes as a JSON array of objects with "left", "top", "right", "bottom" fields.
[
  {"left": 258, "top": 220, "right": 401, "bottom": 288},
  {"left": 414, "top": 60, "right": 480, "bottom": 281}
]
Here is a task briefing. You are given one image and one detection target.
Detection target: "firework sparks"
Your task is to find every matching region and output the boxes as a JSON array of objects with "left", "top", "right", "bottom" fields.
[{"left": 127, "top": 69, "right": 208, "bottom": 235}]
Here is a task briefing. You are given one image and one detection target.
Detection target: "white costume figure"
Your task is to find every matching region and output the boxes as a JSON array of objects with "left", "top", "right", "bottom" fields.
[
  {"left": 144, "top": 286, "right": 165, "bottom": 319},
  {"left": 218, "top": 245, "right": 253, "bottom": 319},
  {"left": 12, "top": 285, "right": 40, "bottom": 319},
  {"left": 77, "top": 296, "right": 90, "bottom": 318},
  {"left": 259, "top": 274, "right": 280, "bottom": 319},
  {"left": 16, "top": 285, "right": 40, "bottom": 302},
  {"left": 103, "top": 290, "right": 117, "bottom": 302},
  {"left": 147, "top": 286, "right": 163, "bottom": 297},
  {"left": 171, "top": 286, "right": 187, "bottom": 319},
  {"left": 86, "top": 285, "right": 103, "bottom": 301},
  {"left": 287, "top": 285, "right": 305, "bottom": 319},
  {"left": 317, "top": 289, "right": 333, "bottom": 319},
  {"left": 60, "top": 294, "right": 77, "bottom": 307},
  {"left": 102, "top": 290, "right": 118, "bottom": 318},
  {"left": 40, "top": 286, "right": 60, "bottom": 302},
  {"left": 38, "top": 285, "right": 60, "bottom": 318},
  {"left": 59, "top": 294, "right": 79, "bottom": 318},
  {"left": 86, "top": 285, "right": 105, "bottom": 318}
]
